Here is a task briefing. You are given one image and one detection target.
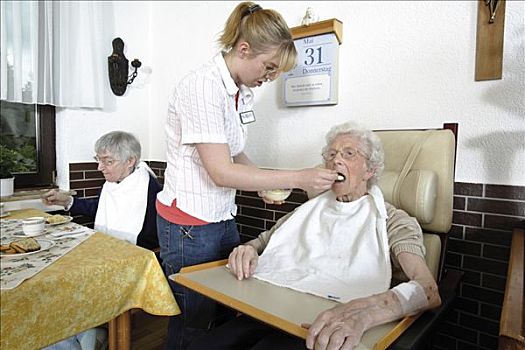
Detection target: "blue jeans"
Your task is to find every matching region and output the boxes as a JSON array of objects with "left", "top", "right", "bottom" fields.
[
  {"left": 43, "top": 328, "right": 107, "bottom": 350},
  {"left": 157, "top": 215, "right": 240, "bottom": 350}
]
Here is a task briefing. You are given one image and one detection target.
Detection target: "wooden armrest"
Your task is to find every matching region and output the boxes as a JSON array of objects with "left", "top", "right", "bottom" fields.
[
  {"left": 389, "top": 269, "right": 463, "bottom": 350},
  {"left": 179, "top": 259, "right": 228, "bottom": 273},
  {"left": 499, "top": 228, "right": 524, "bottom": 349}
]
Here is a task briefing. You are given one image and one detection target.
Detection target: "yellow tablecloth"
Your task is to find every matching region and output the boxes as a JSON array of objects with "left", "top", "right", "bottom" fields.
[{"left": 1, "top": 209, "right": 180, "bottom": 350}]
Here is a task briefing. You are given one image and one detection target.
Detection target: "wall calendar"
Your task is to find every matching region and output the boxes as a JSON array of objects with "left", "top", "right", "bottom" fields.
[{"left": 283, "top": 19, "right": 343, "bottom": 107}]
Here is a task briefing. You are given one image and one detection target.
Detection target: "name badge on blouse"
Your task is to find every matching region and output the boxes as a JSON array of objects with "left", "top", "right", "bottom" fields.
[{"left": 239, "top": 111, "right": 256, "bottom": 124}]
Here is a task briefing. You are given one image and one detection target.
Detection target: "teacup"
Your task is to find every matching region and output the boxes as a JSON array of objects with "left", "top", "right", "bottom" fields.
[{"left": 22, "top": 217, "right": 46, "bottom": 236}]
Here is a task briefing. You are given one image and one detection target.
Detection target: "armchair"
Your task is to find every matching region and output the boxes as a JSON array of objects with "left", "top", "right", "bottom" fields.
[{"left": 373, "top": 123, "right": 462, "bottom": 349}]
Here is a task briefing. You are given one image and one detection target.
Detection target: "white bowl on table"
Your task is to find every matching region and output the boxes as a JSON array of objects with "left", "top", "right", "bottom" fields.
[
  {"left": 22, "top": 217, "right": 46, "bottom": 236},
  {"left": 263, "top": 189, "right": 292, "bottom": 202}
]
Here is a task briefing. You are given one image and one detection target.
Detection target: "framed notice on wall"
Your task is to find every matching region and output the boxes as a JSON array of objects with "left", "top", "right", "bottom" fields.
[{"left": 283, "top": 19, "right": 342, "bottom": 107}]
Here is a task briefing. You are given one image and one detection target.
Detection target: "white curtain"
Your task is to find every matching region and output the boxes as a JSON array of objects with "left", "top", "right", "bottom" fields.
[{"left": 1, "top": 1, "right": 109, "bottom": 108}]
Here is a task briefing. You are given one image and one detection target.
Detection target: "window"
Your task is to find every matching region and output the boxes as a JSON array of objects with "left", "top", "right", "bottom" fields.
[{"left": 0, "top": 101, "right": 56, "bottom": 188}]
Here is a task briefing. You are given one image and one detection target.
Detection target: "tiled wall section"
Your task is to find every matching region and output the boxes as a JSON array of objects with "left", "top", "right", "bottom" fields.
[
  {"left": 69, "top": 162, "right": 524, "bottom": 350},
  {"left": 148, "top": 161, "right": 167, "bottom": 185},
  {"left": 433, "top": 183, "right": 524, "bottom": 350}
]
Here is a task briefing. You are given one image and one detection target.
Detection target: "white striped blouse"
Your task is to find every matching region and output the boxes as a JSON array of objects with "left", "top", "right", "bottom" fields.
[{"left": 157, "top": 53, "right": 254, "bottom": 223}]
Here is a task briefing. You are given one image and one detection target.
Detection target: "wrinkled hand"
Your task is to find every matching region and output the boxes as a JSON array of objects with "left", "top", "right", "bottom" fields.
[
  {"left": 297, "top": 168, "right": 337, "bottom": 195},
  {"left": 302, "top": 301, "right": 370, "bottom": 350},
  {"left": 42, "top": 189, "right": 72, "bottom": 207},
  {"left": 228, "top": 244, "right": 259, "bottom": 280},
  {"left": 257, "top": 191, "right": 284, "bottom": 205}
]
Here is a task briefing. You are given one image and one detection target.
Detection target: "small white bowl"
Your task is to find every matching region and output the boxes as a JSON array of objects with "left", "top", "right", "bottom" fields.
[
  {"left": 22, "top": 217, "right": 46, "bottom": 236},
  {"left": 263, "top": 189, "right": 292, "bottom": 202}
]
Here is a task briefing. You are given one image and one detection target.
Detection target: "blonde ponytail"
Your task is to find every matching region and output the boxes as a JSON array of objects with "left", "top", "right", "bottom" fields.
[{"left": 218, "top": 2, "right": 297, "bottom": 72}]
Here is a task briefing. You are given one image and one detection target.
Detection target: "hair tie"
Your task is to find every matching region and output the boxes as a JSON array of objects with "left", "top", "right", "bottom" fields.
[{"left": 242, "top": 4, "right": 262, "bottom": 18}]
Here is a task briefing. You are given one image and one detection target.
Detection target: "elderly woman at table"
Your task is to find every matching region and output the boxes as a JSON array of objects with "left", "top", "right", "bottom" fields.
[
  {"left": 43, "top": 130, "right": 160, "bottom": 250},
  {"left": 188, "top": 122, "right": 442, "bottom": 350},
  {"left": 42, "top": 131, "right": 161, "bottom": 350}
]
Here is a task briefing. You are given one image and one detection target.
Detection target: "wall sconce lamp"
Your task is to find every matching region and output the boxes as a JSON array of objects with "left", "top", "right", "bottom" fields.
[{"left": 108, "top": 37, "right": 142, "bottom": 96}]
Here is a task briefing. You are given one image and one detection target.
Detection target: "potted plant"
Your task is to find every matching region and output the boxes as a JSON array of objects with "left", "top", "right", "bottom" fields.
[{"left": 0, "top": 144, "right": 28, "bottom": 197}]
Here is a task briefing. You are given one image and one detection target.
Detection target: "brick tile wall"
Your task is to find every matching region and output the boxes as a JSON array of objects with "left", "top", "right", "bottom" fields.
[
  {"left": 148, "top": 161, "right": 166, "bottom": 185},
  {"left": 432, "top": 183, "right": 525, "bottom": 350},
  {"left": 236, "top": 189, "right": 306, "bottom": 242},
  {"left": 69, "top": 161, "right": 525, "bottom": 350},
  {"left": 68, "top": 162, "right": 105, "bottom": 227}
]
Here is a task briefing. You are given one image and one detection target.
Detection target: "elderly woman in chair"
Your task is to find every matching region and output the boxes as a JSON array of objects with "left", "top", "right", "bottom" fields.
[
  {"left": 189, "top": 122, "right": 441, "bottom": 350},
  {"left": 42, "top": 131, "right": 160, "bottom": 350},
  {"left": 43, "top": 130, "right": 160, "bottom": 250}
]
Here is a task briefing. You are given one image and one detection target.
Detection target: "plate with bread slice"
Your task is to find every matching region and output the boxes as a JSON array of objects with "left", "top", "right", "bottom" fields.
[
  {"left": 45, "top": 215, "right": 73, "bottom": 226},
  {"left": 0, "top": 237, "right": 55, "bottom": 258}
]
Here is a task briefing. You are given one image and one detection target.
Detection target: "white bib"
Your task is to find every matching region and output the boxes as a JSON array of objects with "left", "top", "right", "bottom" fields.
[
  {"left": 254, "top": 185, "right": 391, "bottom": 303},
  {"left": 94, "top": 162, "right": 152, "bottom": 244}
]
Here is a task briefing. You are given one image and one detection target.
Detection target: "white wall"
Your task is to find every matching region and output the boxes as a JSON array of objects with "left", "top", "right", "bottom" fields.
[
  {"left": 56, "top": 1, "right": 525, "bottom": 188},
  {"left": 56, "top": 1, "right": 152, "bottom": 188}
]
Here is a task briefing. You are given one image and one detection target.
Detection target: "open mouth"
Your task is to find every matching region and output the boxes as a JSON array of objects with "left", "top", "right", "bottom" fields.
[{"left": 335, "top": 172, "right": 346, "bottom": 182}]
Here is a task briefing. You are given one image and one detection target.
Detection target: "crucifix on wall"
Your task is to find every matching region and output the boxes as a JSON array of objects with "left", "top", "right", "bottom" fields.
[{"left": 475, "top": 0, "right": 506, "bottom": 81}]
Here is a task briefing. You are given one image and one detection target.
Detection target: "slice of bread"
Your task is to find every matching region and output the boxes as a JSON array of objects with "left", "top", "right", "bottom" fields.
[
  {"left": 46, "top": 214, "right": 67, "bottom": 224},
  {"left": 10, "top": 237, "right": 41, "bottom": 253}
]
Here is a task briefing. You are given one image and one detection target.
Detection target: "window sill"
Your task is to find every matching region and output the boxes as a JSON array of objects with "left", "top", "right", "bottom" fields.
[
  {"left": 1, "top": 198, "right": 62, "bottom": 212},
  {"left": 1, "top": 188, "right": 57, "bottom": 202},
  {"left": 1, "top": 188, "right": 73, "bottom": 212}
]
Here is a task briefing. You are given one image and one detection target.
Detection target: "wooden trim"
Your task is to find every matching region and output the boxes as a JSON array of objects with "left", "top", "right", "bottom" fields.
[
  {"left": 441, "top": 122, "right": 458, "bottom": 283},
  {"left": 373, "top": 315, "right": 418, "bottom": 350},
  {"left": 475, "top": 0, "right": 506, "bottom": 80},
  {"left": 108, "top": 312, "right": 132, "bottom": 350},
  {"left": 179, "top": 259, "right": 228, "bottom": 273},
  {"left": 499, "top": 228, "right": 524, "bottom": 349},
  {"left": 39, "top": 104, "right": 56, "bottom": 185},
  {"left": 443, "top": 123, "right": 458, "bottom": 177},
  {"left": 14, "top": 104, "right": 56, "bottom": 188},
  {"left": 1, "top": 188, "right": 76, "bottom": 202},
  {"left": 116, "top": 310, "right": 131, "bottom": 350},
  {"left": 499, "top": 336, "right": 525, "bottom": 350},
  {"left": 290, "top": 18, "right": 343, "bottom": 44},
  {"left": 108, "top": 318, "right": 118, "bottom": 350}
]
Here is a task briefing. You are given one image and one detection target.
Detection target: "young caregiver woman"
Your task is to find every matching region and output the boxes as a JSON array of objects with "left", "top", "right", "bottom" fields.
[{"left": 156, "top": 2, "right": 338, "bottom": 349}]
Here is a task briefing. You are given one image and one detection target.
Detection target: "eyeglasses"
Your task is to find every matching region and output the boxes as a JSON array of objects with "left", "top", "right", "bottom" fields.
[
  {"left": 263, "top": 65, "right": 280, "bottom": 80},
  {"left": 93, "top": 156, "right": 119, "bottom": 167},
  {"left": 321, "top": 147, "right": 368, "bottom": 162},
  {"left": 251, "top": 49, "right": 280, "bottom": 81}
]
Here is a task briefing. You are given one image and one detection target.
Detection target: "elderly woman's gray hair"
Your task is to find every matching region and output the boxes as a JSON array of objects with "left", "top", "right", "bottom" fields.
[
  {"left": 95, "top": 131, "right": 141, "bottom": 163},
  {"left": 323, "top": 122, "right": 384, "bottom": 188}
]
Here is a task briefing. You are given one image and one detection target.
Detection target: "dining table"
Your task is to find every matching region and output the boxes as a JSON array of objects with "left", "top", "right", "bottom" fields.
[{"left": 0, "top": 208, "right": 180, "bottom": 350}]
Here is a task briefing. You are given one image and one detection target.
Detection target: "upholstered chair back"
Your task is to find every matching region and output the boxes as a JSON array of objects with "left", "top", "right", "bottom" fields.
[{"left": 375, "top": 128, "right": 456, "bottom": 280}]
